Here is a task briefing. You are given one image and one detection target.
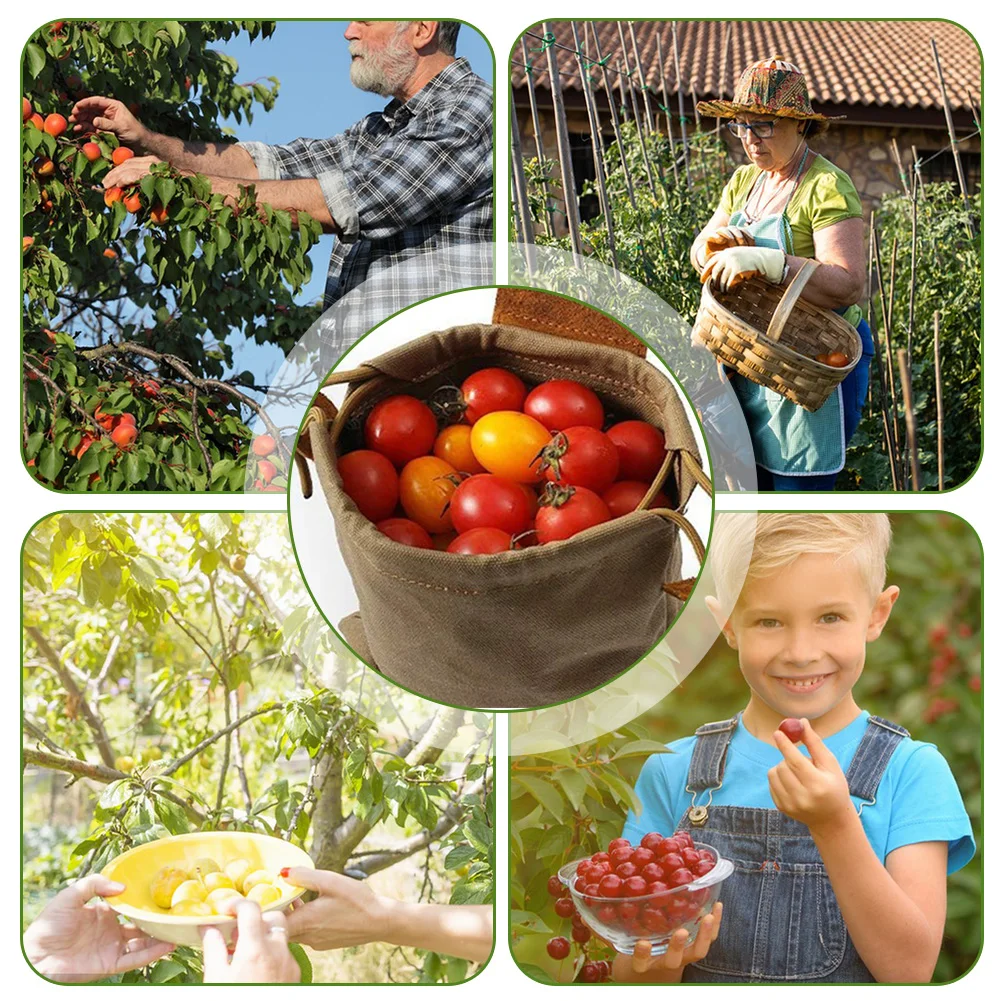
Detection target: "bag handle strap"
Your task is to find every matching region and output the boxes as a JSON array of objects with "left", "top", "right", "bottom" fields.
[
  {"left": 764, "top": 259, "right": 821, "bottom": 343},
  {"left": 652, "top": 465, "right": 713, "bottom": 603},
  {"left": 295, "top": 394, "right": 339, "bottom": 499},
  {"left": 492, "top": 288, "right": 647, "bottom": 358}
]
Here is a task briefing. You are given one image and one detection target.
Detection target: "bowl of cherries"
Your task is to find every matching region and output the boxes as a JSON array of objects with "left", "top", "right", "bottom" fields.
[{"left": 557, "top": 831, "right": 733, "bottom": 956}]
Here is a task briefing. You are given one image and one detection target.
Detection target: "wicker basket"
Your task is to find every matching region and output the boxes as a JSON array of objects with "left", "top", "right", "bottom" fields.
[{"left": 692, "top": 259, "right": 862, "bottom": 411}]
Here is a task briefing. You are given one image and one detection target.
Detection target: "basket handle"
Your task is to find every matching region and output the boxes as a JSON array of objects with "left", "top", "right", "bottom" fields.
[
  {"left": 492, "top": 288, "right": 647, "bottom": 358},
  {"left": 764, "top": 259, "right": 821, "bottom": 343},
  {"left": 294, "top": 394, "right": 339, "bottom": 500}
]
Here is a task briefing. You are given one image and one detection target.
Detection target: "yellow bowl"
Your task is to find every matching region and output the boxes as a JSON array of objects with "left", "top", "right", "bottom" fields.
[{"left": 101, "top": 831, "right": 314, "bottom": 948}]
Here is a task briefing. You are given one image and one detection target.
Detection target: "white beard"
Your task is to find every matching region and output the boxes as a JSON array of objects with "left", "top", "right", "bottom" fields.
[{"left": 348, "top": 31, "right": 418, "bottom": 98}]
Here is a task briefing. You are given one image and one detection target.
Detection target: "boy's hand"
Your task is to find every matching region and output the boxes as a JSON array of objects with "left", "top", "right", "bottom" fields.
[
  {"left": 610, "top": 902, "right": 722, "bottom": 983},
  {"left": 768, "top": 719, "right": 854, "bottom": 834}
]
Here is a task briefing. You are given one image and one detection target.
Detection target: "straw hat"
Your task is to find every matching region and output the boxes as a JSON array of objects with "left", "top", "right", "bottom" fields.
[{"left": 697, "top": 57, "right": 839, "bottom": 127}]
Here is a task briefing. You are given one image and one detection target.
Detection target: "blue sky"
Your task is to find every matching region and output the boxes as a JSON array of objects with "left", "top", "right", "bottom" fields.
[{"left": 214, "top": 20, "right": 493, "bottom": 382}]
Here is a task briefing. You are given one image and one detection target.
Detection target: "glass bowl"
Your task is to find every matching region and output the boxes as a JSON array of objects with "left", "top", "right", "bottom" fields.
[{"left": 558, "top": 842, "right": 733, "bottom": 956}]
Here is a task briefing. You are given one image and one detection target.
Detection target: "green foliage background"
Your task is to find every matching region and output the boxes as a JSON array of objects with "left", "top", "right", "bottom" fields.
[
  {"left": 22, "top": 20, "right": 323, "bottom": 492},
  {"left": 23, "top": 513, "right": 494, "bottom": 984},
  {"left": 516, "top": 124, "right": 982, "bottom": 490},
  {"left": 511, "top": 513, "right": 981, "bottom": 983}
]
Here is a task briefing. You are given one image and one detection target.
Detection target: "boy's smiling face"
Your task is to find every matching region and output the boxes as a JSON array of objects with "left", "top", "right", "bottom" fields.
[{"left": 711, "top": 552, "right": 899, "bottom": 737}]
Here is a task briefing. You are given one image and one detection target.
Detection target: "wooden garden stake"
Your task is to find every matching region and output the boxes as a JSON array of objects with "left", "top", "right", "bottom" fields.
[
  {"left": 911, "top": 145, "right": 925, "bottom": 197},
  {"left": 627, "top": 21, "right": 656, "bottom": 134},
  {"left": 542, "top": 21, "right": 585, "bottom": 266},
  {"left": 671, "top": 21, "right": 692, "bottom": 190},
  {"left": 615, "top": 23, "right": 638, "bottom": 128},
  {"left": 930, "top": 37, "right": 974, "bottom": 238},
  {"left": 897, "top": 349, "right": 921, "bottom": 491},
  {"left": 571, "top": 21, "right": 619, "bottom": 270},
  {"left": 934, "top": 311, "right": 944, "bottom": 490},
  {"left": 655, "top": 32, "right": 681, "bottom": 187},
  {"left": 866, "top": 220, "right": 899, "bottom": 490},
  {"left": 521, "top": 36, "right": 554, "bottom": 238},
  {"left": 509, "top": 92, "right": 537, "bottom": 274},
  {"left": 890, "top": 138, "right": 911, "bottom": 196},
  {"left": 967, "top": 88, "right": 981, "bottom": 133},
  {"left": 907, "top": 186, "right": 918, "bottom": 366},
  {"left": 717, "top": 23, "right": 731, "bottom": 176},
  {"left": 872, "top": 218, "right": 904, "bottom": 488}
]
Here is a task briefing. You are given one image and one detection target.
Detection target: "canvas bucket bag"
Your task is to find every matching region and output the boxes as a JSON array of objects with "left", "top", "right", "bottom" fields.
[{"left": 296, "top": 290, "right": 712, "bottom": 709}]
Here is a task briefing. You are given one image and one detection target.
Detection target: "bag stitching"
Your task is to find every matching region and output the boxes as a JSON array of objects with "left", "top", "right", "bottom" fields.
[{"left": 496, "top": 305, "right": 640, "bottom": 351}]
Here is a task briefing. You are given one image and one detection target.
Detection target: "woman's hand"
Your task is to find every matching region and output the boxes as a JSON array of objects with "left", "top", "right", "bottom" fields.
[
  {"left": 610, "top": 902, "right": 723, "bottom": 982},
  {"left": 201, "top": 900, "right": 300, "bottom": 984},
  {"left": 701, "top": 246, "right": 785, "bottom": 289},
  {"left": 283, "top": 867, "right": 390, "bottom": 950},
  {"left": 23, "top": 875, "right": 174, "bottom": 983}
]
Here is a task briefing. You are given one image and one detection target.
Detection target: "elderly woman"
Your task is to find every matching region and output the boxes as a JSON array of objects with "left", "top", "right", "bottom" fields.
[{"left": 692, "top": 58, "right": 874, "bottom": 491}]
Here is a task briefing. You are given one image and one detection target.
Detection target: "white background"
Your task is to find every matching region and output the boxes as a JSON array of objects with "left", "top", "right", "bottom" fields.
[
  {"left": 5, "top": 4, "right": 994, "bottom": 998},
  {"left": 290, "top": 286, "right": 713, "bottom": 632}
]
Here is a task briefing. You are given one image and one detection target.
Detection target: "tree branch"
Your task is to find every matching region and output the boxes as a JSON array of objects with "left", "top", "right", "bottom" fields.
[
  {"left": 26, "top": 625, "right": 117, "bottom": 768},
  {"left": 94, "top": 633, "right": 122, "bottom": 692},
  {"left": 23, "top": 719, "right": 70, "bottom": 756},
  {"left": 23, "top": 747, "right": 122, "bottom": 783},
  {"left": 160, "top": 704, "right": 278, "bottom": 778},
  {"left": 348, "top": 774, "right": 488, "bottom": 876}
]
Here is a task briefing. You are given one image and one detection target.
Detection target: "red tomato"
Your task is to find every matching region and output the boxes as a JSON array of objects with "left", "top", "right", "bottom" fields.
[
  {"left": 461, "top": 367, "right": 527, "bottom": 423},
  {"left": 365, "top": 395, "right": 437, "bottom": 467},
  {"left": 337, "top": 450, "right": 399, "bottom": 522},
  {"left": 602, "top": 480, "right": 669, "bottom": 518},
  {"left": 606, "top": 421, "right": 667, "bottom": 482},
  {"left": 433, "top": 424, "right": 485, "bottom": 474},
  {"left": 469, "top": 411, "right": 550, "bottom": 483},
  {"left": 447, "top": 527, "right": 514, "bottom": 555},
  {"left": 524, "top": 379, "right": 604, "bottom": 431},
  {"left": 399, "top": 456, "right": 457, "bottom": 533},
  {"left": 375, "top": 517, "right": 433, "bottom": 549},
  {"left": 450, "top": 474, "right": 532, "bottom": 535},
  {"left": 539, "top": 426, "right": 619, "bottom": 494},
  {"left": 536, "top": 484, "right": 611, "bottom": 543},
  {"left": 519, "top": 483, "right": 540, "bottom": 522}
]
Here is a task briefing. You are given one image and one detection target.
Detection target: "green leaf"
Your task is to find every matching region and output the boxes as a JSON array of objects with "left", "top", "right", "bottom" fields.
[
  {"left": 24, "top": 43, "right": 46, "bottom": 78},
  {"left": 443, "top": 844, "right": 479, "bottom": 869},
  {"left": 289, "top": 943, "right": 312, "bottom": 983},
  {"left": 514, "top": 774, "right": 565, "bottom": 822},
  {"left": 179, "top": 228, "right": 196, "bottom": 261},
  {"left": 612, "top": 739, "right": 671, "bottom": 759}
]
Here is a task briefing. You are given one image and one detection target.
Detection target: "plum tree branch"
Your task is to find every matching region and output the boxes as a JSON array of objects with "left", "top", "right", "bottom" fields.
[
  {"left": 26, "top": 625, "right": 117, "bottom": 768},
  {"left": 160, "top": 704, "right": 279, "bottom": 778}
]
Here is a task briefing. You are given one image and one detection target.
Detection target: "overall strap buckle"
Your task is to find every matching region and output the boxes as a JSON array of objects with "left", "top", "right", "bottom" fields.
[{"left": 685, "top": 716, "right": 739, "bottom": 826}]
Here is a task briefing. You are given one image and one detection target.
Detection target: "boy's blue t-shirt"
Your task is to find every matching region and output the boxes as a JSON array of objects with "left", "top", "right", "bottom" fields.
[{"left": 622, "top": 710, "right": 975, "bottom": 875}]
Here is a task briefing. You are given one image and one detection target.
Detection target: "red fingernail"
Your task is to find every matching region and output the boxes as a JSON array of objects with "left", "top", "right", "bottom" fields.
[{"left": 279, "top": 867, "right": 291, "bottom": 878}]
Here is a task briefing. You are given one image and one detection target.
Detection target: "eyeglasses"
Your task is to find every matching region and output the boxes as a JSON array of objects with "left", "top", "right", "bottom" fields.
[{"left": 727, "top": 120, "right": 776, "bottom": 139}]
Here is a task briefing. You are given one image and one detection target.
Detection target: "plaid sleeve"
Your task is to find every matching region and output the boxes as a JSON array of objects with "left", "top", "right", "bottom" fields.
[
  {"left": 320, "top": 109, "right": 492, "bottom": 242},
  {"left": 236, "top": 128, "right": 359, "bottom": 182}
]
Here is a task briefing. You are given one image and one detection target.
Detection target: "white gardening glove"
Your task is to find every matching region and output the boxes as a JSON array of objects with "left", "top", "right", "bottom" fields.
[
  {"left": 701, "top": 245, "right": 785, "bottom": 290},
  {"left": 691, "top": 226, "right": 754, "bottom": 271}
]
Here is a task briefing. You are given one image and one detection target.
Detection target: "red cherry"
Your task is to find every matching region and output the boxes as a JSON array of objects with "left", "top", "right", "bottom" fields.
[
  {"left": 609, "top": 847, "right": 632, "bottom": 865},
  {"left": 607, "top": 838, "right": 631, "bottom": 853},
  {"left": 581, "top": 962, "right": 602, "bottom": 983},
  {"left": 546, "top": 936, "right": 570, "bottom": 960},
  {"left": 554, "top": 897, "right": 574, "bottom": 919},
  {"left": 595, "top": 904, "right": 616, "bottom": 923},
  {"left": 641, "top": 906, "right": 671, "bottom": 933},
  {"left": 615, "top": 862, "right": 638, "bottom": 880},
  {"left": 572, "top": 925, "right": 591, "bottom": 944},
  {"left": 778, "top": 718, "right": 805, "bottom": 743},
  {"left": 928, "top": 623, "right": 949, "bottom": 646},
  {"left": 641, "top": 863, "right": 665, "bottom": 882},
  {"left": 669, "top": 868, "right": 695, "bottom": 887},
  {"left": 698, "top": 849, "right": 715, "bottom": 862},
  {"left": 661, "top": 852, "right": 684, "bottom": 871},
  {"left": 590, "top": 852, "right": 611, "bottom": 865},
  {"left": 573, "top": 878, "right": 587, "bottom": 893},
  {"left": 640, "top": 832, "right": 666, "bottom": 852},
  {"left": 675, "top": 831, "right": 694, "bottom": 849},
  {"left": 623, "top": 876, "right": 649, "bottom": 897},
  {"left": 618, "top": 902, "right": 639, "bottom": 920},
  {"left": 646, "top": 881, "right": 670, "bottom": 902},
  {"left": 598, "top": 874, "right": 623, "bottom": 898},
  {"left": 571, "top": 909, "right": 586, "bottom": 929},
  {"left": 694, "top": 860, "right": 716, "bottom": 877},
  {"left": 583, "top": 882, "right": 600, "bottom": 897},
  {"left": 547, "top": 875, "right": 563, "bottom": 898},
  {"left": 630, "top": 847, "right": 656, "bottom": 867},
  {"left": 589, "top": 861, "right": 611, "bottom": 878},
  {"left": 681, "top": 848, "right": 701, "bottom": 868},
  {"left": 655, "top": 837, "right": 681, "bottom": 857},
  {"left": 576, "top": 859, "right": 592, "bottom": 876}
]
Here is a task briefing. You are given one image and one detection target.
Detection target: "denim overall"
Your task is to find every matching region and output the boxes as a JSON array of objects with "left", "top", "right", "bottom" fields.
[
  {"left": 728, "top": 156, "right": 875, "bottom": 491},
  {"left": 679, "top": 714, "right": 908, "bottom": 983}
]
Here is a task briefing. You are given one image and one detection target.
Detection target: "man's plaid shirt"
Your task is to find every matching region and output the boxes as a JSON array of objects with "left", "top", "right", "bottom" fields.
[{"left": 239, "top": 58, "right": 493, "bottom": 343}]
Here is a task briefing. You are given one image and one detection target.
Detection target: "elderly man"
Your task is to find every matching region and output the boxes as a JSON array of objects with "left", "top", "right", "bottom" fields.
[{"left": 71, "top": 20, "right": 493, "bottom": 340}]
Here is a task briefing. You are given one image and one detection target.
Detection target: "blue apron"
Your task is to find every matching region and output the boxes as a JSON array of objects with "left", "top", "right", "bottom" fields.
[
  {"left": 727, "top": 162, "right": 873, "bottom": 487},
  {"left": 679, "top": 714, "right": 909, "bottom": 983}
]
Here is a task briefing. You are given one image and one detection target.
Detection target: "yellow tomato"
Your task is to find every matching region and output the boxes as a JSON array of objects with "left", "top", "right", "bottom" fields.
[
  {"left": 399, "top": 456, "right": 458, "bottom": 534},
  {"left": 470, "top": 411, "right": 550, "bottom": 483},
  {"left": 433, "top": 424, "right": 485, "bottom": 474}
]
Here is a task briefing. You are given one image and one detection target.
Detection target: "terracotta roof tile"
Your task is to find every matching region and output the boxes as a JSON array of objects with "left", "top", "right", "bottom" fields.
[{"left": 512, "top": 21, "right": 981, "bottom": 112}]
